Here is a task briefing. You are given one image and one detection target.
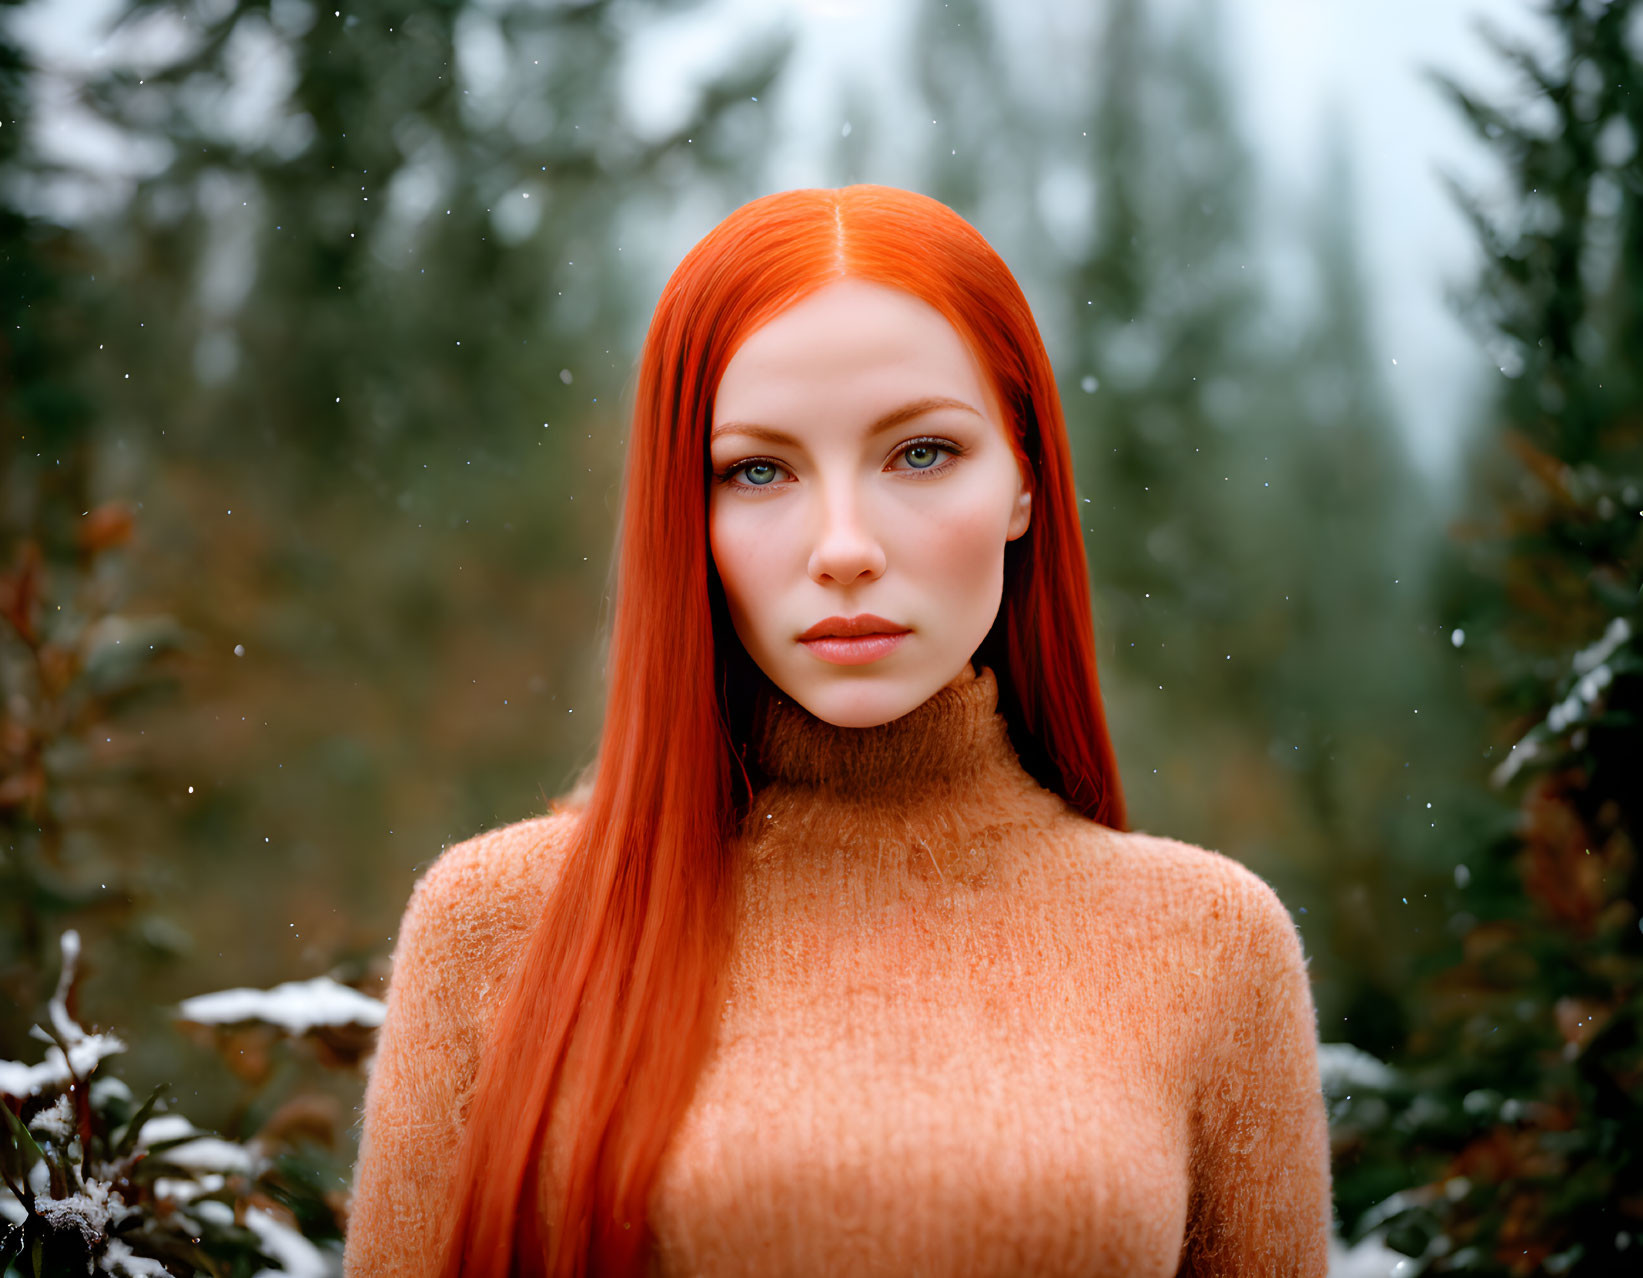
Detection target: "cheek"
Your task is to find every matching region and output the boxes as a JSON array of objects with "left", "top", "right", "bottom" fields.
[
  {"left": 709, "top": 499, "right": 782, "bottom": 626},
  {"left": 893, "top": 488, "right": 1012, "bottom": 582}
]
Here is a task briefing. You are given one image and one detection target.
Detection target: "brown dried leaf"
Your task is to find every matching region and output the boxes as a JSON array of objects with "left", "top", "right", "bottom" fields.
[{"left": 77, "top": 501, "right": 135, "bottom": 555}]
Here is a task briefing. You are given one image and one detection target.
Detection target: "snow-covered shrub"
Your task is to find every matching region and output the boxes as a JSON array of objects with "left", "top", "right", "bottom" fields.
[{"left": 2, "top": 930, "right": 380, "bottom": 1276}]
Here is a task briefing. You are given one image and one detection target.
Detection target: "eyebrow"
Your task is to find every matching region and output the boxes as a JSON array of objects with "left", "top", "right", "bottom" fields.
[{"left": 709, "top": 395, "right": 984, "bottom": 446}]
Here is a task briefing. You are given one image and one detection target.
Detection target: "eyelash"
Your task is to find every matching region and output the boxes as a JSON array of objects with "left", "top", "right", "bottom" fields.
[{"left": 714, "top": 436, "right": 964, "bottom": 494}]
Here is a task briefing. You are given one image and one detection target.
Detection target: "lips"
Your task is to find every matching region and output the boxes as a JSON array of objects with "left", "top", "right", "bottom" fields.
[{"left": 797, "top": 613, "right": 911, "bottom": 642}]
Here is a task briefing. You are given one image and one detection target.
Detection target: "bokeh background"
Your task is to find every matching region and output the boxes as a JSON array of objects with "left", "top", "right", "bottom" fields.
[{"left": 2, "top": 0, "right": 1639, "bottom": 1272}]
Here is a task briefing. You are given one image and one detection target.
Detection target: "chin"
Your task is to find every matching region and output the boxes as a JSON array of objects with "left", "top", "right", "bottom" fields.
[{"left": 789, "top": 675, "right": 932, "bottom": 730}]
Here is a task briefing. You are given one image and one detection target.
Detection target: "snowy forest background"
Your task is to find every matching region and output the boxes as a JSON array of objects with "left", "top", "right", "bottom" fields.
[{"left": 1, "top": 0, "right": 1639, "bottom": 1272}]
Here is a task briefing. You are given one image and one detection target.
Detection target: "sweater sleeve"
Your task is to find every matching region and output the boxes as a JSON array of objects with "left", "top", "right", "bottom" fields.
[
  {"left": 342, "top": 812, "right": 578, "bottom": 1277},
  {"left": 1179, "top": 863, "right": 1333, "bottom": 1276}
]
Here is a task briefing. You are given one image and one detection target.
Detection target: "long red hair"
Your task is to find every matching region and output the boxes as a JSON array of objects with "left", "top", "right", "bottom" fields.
[{"left": 436, "top": 184, "right": 1127, "bottom": 1276}]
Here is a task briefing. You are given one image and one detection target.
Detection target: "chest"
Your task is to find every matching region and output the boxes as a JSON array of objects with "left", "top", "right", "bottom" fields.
[{"left": 648, "top": 868, "right": 1198, "bottom": 1277}]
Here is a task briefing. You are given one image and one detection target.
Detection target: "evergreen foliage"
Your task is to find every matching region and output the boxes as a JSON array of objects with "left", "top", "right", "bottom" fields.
[
  {"left": 12, "top": 0, "right": 1634, "bottom": 1265},
  {"left": 2, "top": 0, "right": 791, "bottom": 1192},
  {"left": 1334, "top": 1, "right": 1643, "bottom": 1270},
  {"left": 987, "top": 0, "right": 1472, "bottom": 1045},
  {"left": 2, "top": 930, "right": 370, "bottom": 1273},
  {"left": 74, "top": 0, "right": 786, "bottom": 487}
]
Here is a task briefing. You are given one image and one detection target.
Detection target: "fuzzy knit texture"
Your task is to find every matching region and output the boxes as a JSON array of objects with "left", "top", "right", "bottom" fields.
[{"left": 344, "top": 662, "right": 1333, "bottom": 1276}]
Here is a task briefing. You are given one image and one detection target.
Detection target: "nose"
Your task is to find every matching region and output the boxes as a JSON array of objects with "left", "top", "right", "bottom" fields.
[{"left": 807, "top": 480, "right": 886, "bottom": 585}]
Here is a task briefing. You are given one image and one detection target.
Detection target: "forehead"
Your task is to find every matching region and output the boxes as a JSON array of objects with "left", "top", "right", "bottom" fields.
[{"left": 711, "top": 279, "right": 996, "bottom": 429}]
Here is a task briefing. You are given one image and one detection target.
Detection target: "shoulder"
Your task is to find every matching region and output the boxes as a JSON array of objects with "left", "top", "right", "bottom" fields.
[
  {"left": 394, "top": 806, "right": 585, "bottom": 978},
  {"left": 1135, "top": 830, "right": 1304, "bottom": 967},
  {"left": 1050, "top": 819, "right": 1306, "bottom": 975},
  {"left": 1053, "top": 818, "right": 1290, "bottom": 919},
  {"left": 1130, "top": 831, "right": 1297, "bottom": 939},
  {"left": 1110, "top": 831, "right": 1316, "bottom": 1054},
  {"left": 412, "top": 805, "right": 583, "bottom": 910}
]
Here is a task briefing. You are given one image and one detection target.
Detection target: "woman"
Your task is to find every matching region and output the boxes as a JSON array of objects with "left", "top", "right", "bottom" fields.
[{"left": 344, "top": 184, "right": 1332, "bottom": 1277}]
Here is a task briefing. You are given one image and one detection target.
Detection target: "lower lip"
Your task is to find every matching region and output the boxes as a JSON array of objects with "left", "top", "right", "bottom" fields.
[{"left": 799, "top": 631, "right": 910, "bottom": 666}]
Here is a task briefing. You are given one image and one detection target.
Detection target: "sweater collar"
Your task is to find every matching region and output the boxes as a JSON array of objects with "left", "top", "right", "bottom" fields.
[{"left": 748, "top": 663, "right": 1027, "bottom": 800}]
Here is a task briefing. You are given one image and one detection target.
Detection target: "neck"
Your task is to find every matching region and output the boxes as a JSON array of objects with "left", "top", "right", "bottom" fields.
[
  {"left": 748, "top": 663, "right": 1029, "bottom": 803},
  {"left": 738, "top": 663, "right": 1053, "bottom": 888}
]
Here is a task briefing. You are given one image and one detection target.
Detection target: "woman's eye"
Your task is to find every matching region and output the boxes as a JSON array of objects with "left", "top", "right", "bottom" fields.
[
  {"left": 719, "top": 439, "right": 959, "bottom": 492},
  {"left": 893, "top": 439, "right": 959, "bottom": 473},
  {"left": 734, "top": 461, "right": 783, "bottom": 486}
]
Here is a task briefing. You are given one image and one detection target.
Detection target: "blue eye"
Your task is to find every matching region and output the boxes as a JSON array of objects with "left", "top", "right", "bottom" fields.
[
  {"left": 891, "top": 437, "right": 961, "bottom": 474},
  {"left": 716, "top": 437, "right": 962, "bottom": 494}
]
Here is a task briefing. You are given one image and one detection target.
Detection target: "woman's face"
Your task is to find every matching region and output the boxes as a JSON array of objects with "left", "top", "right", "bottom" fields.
[{"left": 708, "top": 277, "right": 1032, "bottom": 729}]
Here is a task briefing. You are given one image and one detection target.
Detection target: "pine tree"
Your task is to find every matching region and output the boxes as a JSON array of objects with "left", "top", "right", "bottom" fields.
[
  {"left": 0, "top": 0, "right": 98, "bottom": 553},
  {"left": 1334, "top": 2, "right": 1643, "bottom": 1270},
  {"left": 75, "top": 0, "right": 787, "bottom": 489},
  {"left": 1072, "top": 0, "right": 1263, "bottom": 653},
  {"left": 1249, "top": 120, "right": 1482, "bottom": 1060},
  {"left": 908, "top": 0, "right": 1464, "bottom": 1048},
  {"left": 912, "top": 0, "right": 1046, "bottom": 244},
  {"left": 0, "top": 0, "right": 795, "bottom": 1119},
  {"left": 1054, "top": 2, "right": 1462, "bottom": 996},
  {"left": 0, "top": 0, "right": 142, "bottom": 1053}
]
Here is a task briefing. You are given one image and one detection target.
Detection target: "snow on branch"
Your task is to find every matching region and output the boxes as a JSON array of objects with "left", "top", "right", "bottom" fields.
[
  {"left": 174, "top": 974, "right": 385, "bottom": 1035},
  {"left": 0, "top": 929, "right": 126, "bottom": 1100}
]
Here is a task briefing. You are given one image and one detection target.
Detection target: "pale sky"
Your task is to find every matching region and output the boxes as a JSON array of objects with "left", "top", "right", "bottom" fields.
[
  {"left": 13, "top": 0, "right": 1552, "bottom": 484},
  {"left": 1226, "top": 0, "right": 1542, "bottom": 483}
]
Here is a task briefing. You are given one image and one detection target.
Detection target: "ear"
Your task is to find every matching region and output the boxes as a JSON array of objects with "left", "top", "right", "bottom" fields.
[{"left": 1006, "top": 485, "right": 1032, "bottom": 542}]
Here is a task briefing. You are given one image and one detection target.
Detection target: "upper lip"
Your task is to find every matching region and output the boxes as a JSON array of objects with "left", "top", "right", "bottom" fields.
[{"left": 798, "top": 614, "right": 911, "bottom": 642}]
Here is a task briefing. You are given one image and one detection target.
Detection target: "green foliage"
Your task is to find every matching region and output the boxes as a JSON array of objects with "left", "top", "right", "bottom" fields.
[
  {"left": 13, "top": 0, "right": 1628, "bottom": 1265},
  {"left": 1335, "top": 1, "right": 1643, "bottom": 1271},
  {"left": 0, "top": 0, "right": 191, "bottom": 1066},
  {"left": 2, "top": 931, "right": 361, "bottom": 1276},
  {"left": 1, "top": 0, "right": 793, "bottom": 1130},
  {"left": 76, "top": 0, "right": 789, "bottom": 484},
  {"left": 0, "top": 524, "right": 190, "bottom": 1077}
]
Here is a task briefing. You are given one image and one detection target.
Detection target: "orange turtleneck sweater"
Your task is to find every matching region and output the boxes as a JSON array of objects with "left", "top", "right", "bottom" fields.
[{"left": 344, "top": 663, "right": 1333, "bottom": 1276}]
